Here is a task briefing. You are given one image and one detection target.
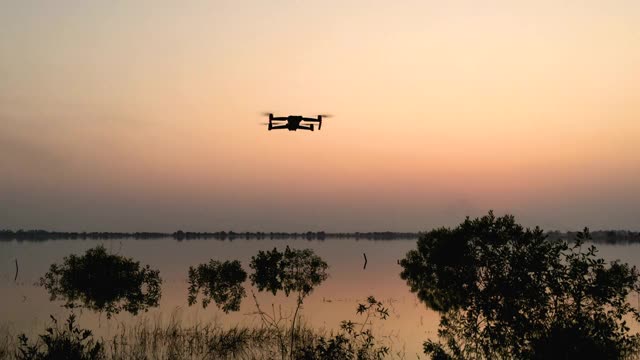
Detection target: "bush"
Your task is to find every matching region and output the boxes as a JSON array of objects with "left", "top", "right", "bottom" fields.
[
  {"left": 40, "top": 245, "right": 162, "bottom": 318},
  {"left": 297, "top": 296, "right": 390, "bottom": 360},
  {"left": 16, "top": 314, "right": 104, "bottom": 360},
  {"left": 250, "top": 246, "right": 329, "bottom": 297},
  {"left": 249, "top": 246, "right": 330, "bottom": 359},
  {"left": 187, "top": 259, "right": 247, "bottom": 313},
  {"left": 401, "top": 211, "right": 640, "bottom": 359}
]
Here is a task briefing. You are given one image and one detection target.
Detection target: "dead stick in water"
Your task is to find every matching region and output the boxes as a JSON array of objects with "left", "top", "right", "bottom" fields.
[
  {"left": 363, "top": 253, "right": 368, "bottom": 270},
  {"left": 14, "top": 258, "right": 19, "bottom": 282}
]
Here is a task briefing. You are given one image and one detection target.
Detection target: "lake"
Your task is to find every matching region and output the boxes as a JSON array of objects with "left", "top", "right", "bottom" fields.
[{"left": 2, "top": 237, "right": 640, "bottom": 358}]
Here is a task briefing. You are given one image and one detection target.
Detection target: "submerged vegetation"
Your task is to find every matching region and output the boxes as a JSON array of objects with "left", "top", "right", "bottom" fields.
[
  {"left": 187, "top": 260, "right": 247, "bottom": 313},
  {"left": 186, "top": 246, "right": 330, "bottom": 359},
  {"left": 16, "top": 314, "right": 104, "bottom": 360},
  {"left": 39, "top": 245, "right": 162, "bottom": 318},
  {"left": 2, "top": 299, "right": 392, "bottom": 360},
  {"left": 296, "top": 296, "right": 390, "bottom": 360},
  {"left": 250, "top": 246, "right": 329, "bottom": 359},
  {"left": 6, "top": 244, "right": 391, "bottom": 359},
  {"left": 4, "top": 213, "right": 640, "bottom": 358},
  {"left": 401, "top": 211, "right": 640, "bottom": 359},
  {"left": 250, "top": 246, "right": 329, "bottom": 298}
]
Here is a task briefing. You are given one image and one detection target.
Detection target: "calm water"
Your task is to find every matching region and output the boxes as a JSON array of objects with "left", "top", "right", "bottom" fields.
[{"left": 1, "top": 238, "right": 640, "bottom": 358}]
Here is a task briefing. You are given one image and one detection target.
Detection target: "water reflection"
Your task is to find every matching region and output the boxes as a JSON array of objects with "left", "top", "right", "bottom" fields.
[
  {"left": 39, "top": 245, "right": 162, "bottom": 318},
  {"left": 12, "top": 236, "right": 637, "bottom": 357},
  {"left": 249, "top": 246, "right": 329, "bottom": 297},
  {"left": 187, "top": 260, "right": 247, "bottom": 313},
  {"left": 248, "top": 246, "right": 330, "bottom": 356},
  {"left": 48, "top": 244, "right": 337, "bottom": 358}
]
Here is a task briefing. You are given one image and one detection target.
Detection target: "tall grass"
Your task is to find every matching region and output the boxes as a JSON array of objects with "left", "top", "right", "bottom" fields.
[
  {"left": 0, "top": 324, "right": 13, "bottom": 360},
  {"left": 107, "top": 318, "right": 281, "bottom": 359},
  {"left": 1, "top": 315, "right": 395, "bottom": 360}
]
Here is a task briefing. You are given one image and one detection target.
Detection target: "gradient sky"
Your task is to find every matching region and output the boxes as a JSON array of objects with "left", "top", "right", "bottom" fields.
[{"left": 1, "top": 0, "right": 639, "bottom": 232}]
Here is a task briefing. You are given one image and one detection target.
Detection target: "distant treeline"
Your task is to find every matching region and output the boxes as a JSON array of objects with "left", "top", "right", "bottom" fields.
[
  {"left": 545, "top": 230, "right": 640, "bottom": 244},
  {"left": 2, "top": 229, "right": 640, "bottom": 243},
  {"left": 0, "top": 229, "right": 419, "bottom": 241}
]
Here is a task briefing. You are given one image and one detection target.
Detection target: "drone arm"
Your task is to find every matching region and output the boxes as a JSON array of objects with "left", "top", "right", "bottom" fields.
[
  {"left": 297, "top": 124, "right": 314, "bottom": 131},
  {"left": 301, "top": 116, "right": 323, "bottom": 130},
  {"left": 270, "top": 124, "right": 288, "bottom": 130}
]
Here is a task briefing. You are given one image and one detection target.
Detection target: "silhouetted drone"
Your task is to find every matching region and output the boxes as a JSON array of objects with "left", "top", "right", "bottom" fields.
[{"left": 261, "top": 113, "right": 331, "bottom": 131}]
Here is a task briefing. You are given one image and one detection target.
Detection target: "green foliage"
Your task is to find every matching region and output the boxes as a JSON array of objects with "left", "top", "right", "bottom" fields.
[
  {"left": 187, "top": 259, "right": 247, "bottom": 313},
  {"left": 297, "top": 296, "right": 390, "bottom": 360},
  {"left": 249, "top": 246, "right": 329, "bottom": 297},
  {"left": 40, "top": 245, "right": 162, "bottom": 318},
  {"left": 16, "top": 314, "right": 104, "bottom": 360},
  {"left": 401, "top": 211, "right": 640, "bottom": 359}
]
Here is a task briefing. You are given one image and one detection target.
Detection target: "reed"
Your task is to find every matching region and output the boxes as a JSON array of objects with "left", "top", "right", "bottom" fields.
[{"left": 1, "top": 312, "right": 394, "bottom": 360}]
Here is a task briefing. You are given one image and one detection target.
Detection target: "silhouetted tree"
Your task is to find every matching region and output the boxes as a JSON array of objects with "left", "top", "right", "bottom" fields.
[
  {"left": 401, "top": 211, "right": 640, "bottom": 359},
  {"left": 250, "top": 246, "right": 329, "bottom": 359},
  {"left": 187, "top": 260, "right": 247, "bottom": 313},
  {"left": 250, "top": 246, "right": 328, "bottom": 298},
  {"left": 40, "top": 246, "right": 161, "bottom": 318}
]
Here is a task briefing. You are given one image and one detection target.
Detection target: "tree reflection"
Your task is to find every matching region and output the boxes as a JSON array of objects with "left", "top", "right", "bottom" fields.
[
  {"left": 250, "top": 246, "right": 329, "bottom": 358},
  {"left": 40, "top": 245, "right": 162, "bottom": 318},
  {"left": 187, "top": 260, "right": 247, "bottom": 313},
  {"left": 249, "top": 246, "right": 328, "bottom": 297}
]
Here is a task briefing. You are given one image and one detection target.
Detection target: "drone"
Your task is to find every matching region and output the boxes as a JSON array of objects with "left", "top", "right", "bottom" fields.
[{"left": 261, "top": 113, "right": 331, "bottom": 131}]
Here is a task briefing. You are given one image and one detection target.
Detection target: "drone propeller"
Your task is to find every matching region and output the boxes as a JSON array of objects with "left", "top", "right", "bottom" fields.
[{"left": 318, "top": 114, "right": 333, "bottom": 118}]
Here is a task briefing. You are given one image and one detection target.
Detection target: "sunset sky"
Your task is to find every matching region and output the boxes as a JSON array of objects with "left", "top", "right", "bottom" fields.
[{"left": 1, "top": 0, "right": 639, "bottom": 231}]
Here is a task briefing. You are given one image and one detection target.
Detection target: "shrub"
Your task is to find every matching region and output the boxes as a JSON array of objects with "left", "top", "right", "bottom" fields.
[
  {"left": 16, "top": 314, "right": 104, "bottom": 360},
  {"left": 297, "top": 296, "right": 390, "bottom": 360},
  {"left": 187, "top": 259, "right": 247, "bottom": 313},
  {"left": 250, "top": 246, "right": 329, "bottom": 359},
  {"left": 40, "top": 245, "right": 162, "bottom": 318},
  {"left": 401, "top": 211, "right": 640, "bottom": 359},
  {"left": 250, "top": 246, "right": 329, "bottom": 297}
]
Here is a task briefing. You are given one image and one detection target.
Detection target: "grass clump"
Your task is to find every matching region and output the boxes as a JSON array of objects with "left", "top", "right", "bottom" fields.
[
  {"left": 107, "top": 317, "right": 277, "bottom": 360},
  {"left": 16, "top": 314, "right": 104, "bottom": 360},
  {"left": 0, "top": 324, "right": 13, "bottom": 360},
  {"left": 2, "top": 297, "right": 394, "bottom": 360}
]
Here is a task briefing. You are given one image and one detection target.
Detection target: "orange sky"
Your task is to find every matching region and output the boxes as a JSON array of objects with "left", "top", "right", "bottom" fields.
[{"left": 1, "top": 0, "right": 639, "bottom": 231}]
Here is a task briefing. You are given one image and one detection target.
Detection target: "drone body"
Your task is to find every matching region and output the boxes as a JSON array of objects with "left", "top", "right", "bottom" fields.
[{"left": 262, "top": 113, "right": 329, "bottom": 131}]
